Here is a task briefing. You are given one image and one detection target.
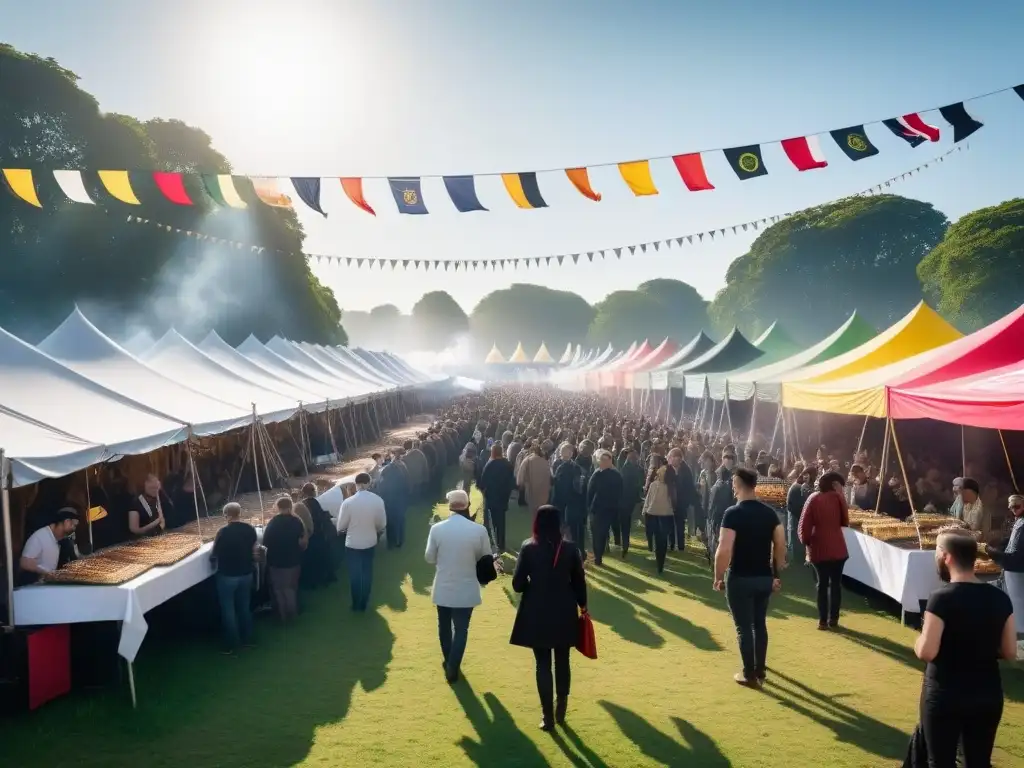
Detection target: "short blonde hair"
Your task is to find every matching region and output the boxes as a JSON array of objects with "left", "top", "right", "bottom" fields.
[
  {"left": 223, "top": 502, "right": 242, "bottom": 519},
  {"left": 275, "top": 495, "right": 293, "bottom": 513}
]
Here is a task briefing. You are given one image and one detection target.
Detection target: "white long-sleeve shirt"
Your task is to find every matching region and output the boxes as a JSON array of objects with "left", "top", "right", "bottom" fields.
[
  {"left": 425, "top": 513, "right": 491, "bottom": 608},
  {"left": 337, "top": 490, "right": 386, "bottom": 550}
]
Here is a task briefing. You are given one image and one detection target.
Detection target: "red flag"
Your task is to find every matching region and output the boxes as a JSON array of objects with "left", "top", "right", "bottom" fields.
[
  {"left": 340, "top": 177, "right": 375, "bottom": 215},
  {"left": 899, "top": 113, "right": 940, "bottom": 142},
  {"left": 671, "top": 153, "right": 714, "bottom": 191},
  {"left": 780, "top": 136, "right": 828, "bottom": 171},
  {"left": 152, "top": 172, "right": 193, "bottom": 205}
]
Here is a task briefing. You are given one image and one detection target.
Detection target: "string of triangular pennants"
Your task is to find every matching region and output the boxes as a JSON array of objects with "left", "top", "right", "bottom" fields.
[
  {"left": 120, "top": 145, "right": 965, "bottom": 272},
  {"left": 2, "top": 84, "right": 1018, "bottom": 216}
]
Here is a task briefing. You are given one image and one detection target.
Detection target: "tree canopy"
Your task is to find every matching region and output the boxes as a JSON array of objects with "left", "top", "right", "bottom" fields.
[
  {"left": 917, "top": 198, "right": 1024, "bottom": 331},
  {"left": 469, "top": 284, "right": 595, "bottom": 358},
  {"left": 0, "top": 43, "right": 343, "bottom": 345},
  {"left": 411, "top": 291, "right": 470, "bottom": 351},
  {"left": 708, "top": 195, "right": 948, "bottom": 342},
  {"left": 587, "top": 279, "right": 708, "bottom": 348}
]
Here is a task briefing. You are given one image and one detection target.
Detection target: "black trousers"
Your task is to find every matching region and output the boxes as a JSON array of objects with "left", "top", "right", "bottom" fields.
[
  {"left": 650, "top": 515, "right": 672, "bottom": 572},
  {"left": 811, "top": 558, "right": 847, "bottom": 625},
  {"left": 591, "top": 510, "right": 614, "bottom": 563},
  {"left": 919, "top": 683, "right": 1002, "bottom": 768},
  {"left": 612, "top": 504, "right": 634, "bottom": 551},
  {"left": 567, "top": 514, "right": 587, "bottom": 557},
  {"left": 488, "top": 506, "right": 507, "bottom": 553},
  {"left": 533, "top": 646, "right": 571, "bottom": 707},
  {"left": 667, "top": 507, "right": 687, "bottom": 549}
]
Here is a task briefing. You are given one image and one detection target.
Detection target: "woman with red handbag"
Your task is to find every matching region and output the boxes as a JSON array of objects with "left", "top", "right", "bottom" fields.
[{"left": 510, "top": 505, "right": 589, "bottom": 731}]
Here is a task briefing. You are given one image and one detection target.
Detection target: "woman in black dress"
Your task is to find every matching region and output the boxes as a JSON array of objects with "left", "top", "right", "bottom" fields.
[{"left": 510, "top": 505, "right": 588, "bottom": 731}]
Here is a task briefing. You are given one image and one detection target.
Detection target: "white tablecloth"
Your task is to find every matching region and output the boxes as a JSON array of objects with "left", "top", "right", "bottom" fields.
[
  {"left": 12, "top": 541, "right": 215, "bottom": 662},
  {"left": 842, "top": 528, "right": 941, "bottom": 613}
]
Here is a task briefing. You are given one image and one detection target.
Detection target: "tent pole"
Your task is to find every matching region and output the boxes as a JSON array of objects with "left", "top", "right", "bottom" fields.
[
  {"left": 889, "top": 417, "right": 923, "bottom": 550},
  {"left": 877, "top": 418, "right": 892, "bottom": 505},
  {"left": 961, "top": 425, "right": 966, "bottom": 479},
  {"left": 251, "top": 407, "right": 265, "bottom": 526},
  {"left": 84, "top": 467, "right": 94, "bottom": 553},
  {"left": 790, "top": 409, "right": 804, "bottom": 462},
  {"left": 781, "top": 407, "right": 789, "bottom": 470},
  {"left": 2, "top": 449, "right": 15, "bottom": 628},
  {"left": 187, "top": 435, "right": 204, "bottom": 536},
  {"left": 768, "top": 400, "right": 781, "bottom": 456},
  {"left": 724, "top": 383, "right": 734, "bottom": 443},
  {"left": 998, "top": 429, "right": 1019, "bottom": 492},
  {"left": 854, "top": 415, "right": 869, "bottom": 461},
  {"left": 747, "top": 390, "right": 758, "bottom": 453}
]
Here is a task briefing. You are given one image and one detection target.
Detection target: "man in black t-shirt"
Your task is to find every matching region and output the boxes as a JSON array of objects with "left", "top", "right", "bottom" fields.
[
  {"left": 713, "top": 468, "right": 787, "bottom": 688},
  {"left": 212, "top": 502, "right": 258, "bottom": 653}
]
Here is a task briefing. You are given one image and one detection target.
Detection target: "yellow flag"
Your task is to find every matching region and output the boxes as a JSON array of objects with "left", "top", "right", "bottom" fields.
[
  {"left": 2, "top": 169, "right": 42, "bottom": 207},
  {"left": 98, "top": 170, "right": 141, "bottom": 205},
  {"left": 618, "top": 160, "right": 659, "bottom": 196}
]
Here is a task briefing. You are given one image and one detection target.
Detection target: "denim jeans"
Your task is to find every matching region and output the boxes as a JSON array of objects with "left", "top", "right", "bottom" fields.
[
  {"left": 216, "top": 572, "right": 253, "bottom": 649},
  {"left": 787, "top": 512, "right": 805, "bottom": 565},
  {"left": 346, "top": 546, "right": 376, "bottom": 611},
  {"left": 725, "top": 574, "right": 774, "bottom": 680},
  {"left": 437, "top": 606, "right": 473, "bottom": 678}
]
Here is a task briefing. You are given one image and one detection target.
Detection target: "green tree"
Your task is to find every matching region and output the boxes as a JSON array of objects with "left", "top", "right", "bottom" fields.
[
  {"left": 708, "top": 195, "right": 948, "bottom": 342},
  {"left": 469, "top": 284, "right": 595, "bottom": 359},
  {"left": 0, "top": 43, "right": 343, "bottom": 345},
  {"left": 411, "top": 291, "right": 469, "bottom": 350},
  {"left": 918, "top": 198, "right": 1024, "bottom": 331},
  {"left": 588, "top": 279, "right": 707, "bottom": 348}
]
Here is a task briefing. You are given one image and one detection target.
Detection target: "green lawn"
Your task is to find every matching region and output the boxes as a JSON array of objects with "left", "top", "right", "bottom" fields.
[{"left": 5, "top": 469, "right": 1024, "bottom": 767}]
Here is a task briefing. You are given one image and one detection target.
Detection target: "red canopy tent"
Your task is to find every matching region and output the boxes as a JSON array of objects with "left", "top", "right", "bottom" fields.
[
  {"left": 889, "top": 362, "right": 1024, "bottom": 430},
  {"left": 621, "top": 338, "right": 680, "bottom": 388}
]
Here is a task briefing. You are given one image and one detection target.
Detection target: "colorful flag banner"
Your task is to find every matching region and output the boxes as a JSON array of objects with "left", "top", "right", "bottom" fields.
[
  {"left": 291, "top": 177, "right": 326, "bottom": 216},
  {"left": 443, "top": 175, "right": 487, "bottom": 212},
  {"left": 672, "top": 154, "right": 714, "bottom": 191},
  {"left": 501, "top": 172, "right": 547, "bottom": 209},
  {"left": 882, "top": 118, "right": 926, "bottom": 148},
  {"left": 53, "top": 170, "right": 95, "bottom": 204},
  {"left": 780, "top": 136, "right": 828, "bottom": 171},
  {"left": 898, "top": 113, "right": 940, "bottom": 142},
  {"left": 2, "top": 169, "right": 42, "bottom": 207},
  {"left": 723, "top": 145, "right": 767, "bottom": 180},
  {"left": 388, "top": 177, "right": 428, "bottom": 214},
  {"left": 152, "top": 172, "right": 193, "bottom": 205},
  {"left": 251, "top": 177, "right": 292, "bottom": 208},
  {"left": 1015, "top": 85, "right": 1024, "bottom": 101},
  {"left": 340, "top": 178, "right": 375, "bottom": 215},
  {"left": 617, "top": 160, "right": 658, "bottom": 196},
  {"left": 938, "top": 102, "right": 984, "bottom": 143},
  {"left": 98, "top": 170, "right": 141, "bottom": 205},
  {"left": 829, "top": 126, "right": 879, "bottom": 161},
  {"left": 201, "top": 174, "right": 247, "bottom": 208},
  {"left": 564, "top": 168, "right": 601, "bottom": 201}
]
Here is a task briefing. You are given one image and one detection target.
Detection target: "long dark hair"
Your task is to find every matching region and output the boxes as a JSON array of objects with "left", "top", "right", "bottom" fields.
[{"left": 532, "top": 505, "right": 563, "bottom": 546}]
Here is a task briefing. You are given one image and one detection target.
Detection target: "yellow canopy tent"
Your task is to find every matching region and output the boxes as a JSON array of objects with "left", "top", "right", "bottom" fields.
[
  {"left": 781, "top": 302, "right": 962, "bottom": 414},
  {"left": 483, "top": 344, "right": 506, "bottom": 364},
  {"left": 533, "top": 342, "right": 555, "bottom": 364},
  {"left": 508, "top": 342, "right": 530, "bottom": 364}
]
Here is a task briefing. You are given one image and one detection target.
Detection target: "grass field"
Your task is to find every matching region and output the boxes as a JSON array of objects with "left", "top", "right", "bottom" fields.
[{"left": 5, "top": 469, "right": 1024, "bottom": 767}]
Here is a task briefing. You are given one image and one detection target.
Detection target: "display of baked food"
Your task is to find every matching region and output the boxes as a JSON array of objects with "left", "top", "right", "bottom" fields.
[
  {"left": 43, "top": 557, "right": 153, "bottom": 586},
  {"left": 102, "top": 534, "right": 202, "bottom": 567}
]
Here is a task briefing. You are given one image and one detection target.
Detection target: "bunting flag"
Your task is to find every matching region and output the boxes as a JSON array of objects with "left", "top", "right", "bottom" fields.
[
  {"left": 340, "top": 177, "right": 375, "bottom": 215},
  {"left": 53, "top": 170, "right": 95, "bottom": 204},
  {"left": 1015, "top": 84, "right": 1024, "bottom": 101},
  {"left": 291, "top": 177, "right": 326, "bottom": 216},
  {"left": 672, "top": 153, "right": 714, "bottom": 191},
  {"left": 723, "top": 145, "right": 767, "bottom": 180},
  {"left": 98, "top": 170, "right": 141, "bottom": 204},
  {"left": 882, "top": 118, "right": 927, "bottom": 148},
  {"left": 617, "top": 161, "right": 658, "bottom": 196},
  {"left": 251, "top": 177, "right": 292, "bottom": 208},
  {"left": 388, "top": 177, "right": 428, "bottom": 214},
  {"left": 501, "top": 172, "right": 547, "bottom": 209},
  {"left": 200, "top": 174, "right": 248, "bottom": 209},
  {"left": 564, "top": 168, "right": 601, "bottom": 201},
  {"left": 780, "top": 136, "right": 828, "bottom": 171},
  {"left": 443, "top": 175, "right": 487, "bottom": 212},
  {"left": 829, "top": 126, "right": 879, "bottom": 161},
  {"left": 2, "top": 169, "right": 42, "bottom": 207},
  {"left": 938, "top": 102, "right": 984, "bottom": 143},
  {"left": 152, "top": 172, "right": 193, "bottom": 205},
  {"left": 898, "top": 113, "right": 941, "bottom": 142}
]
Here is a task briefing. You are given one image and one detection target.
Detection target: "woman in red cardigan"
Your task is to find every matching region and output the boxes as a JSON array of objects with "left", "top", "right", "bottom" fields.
[{"left": 798, "top": 471, "right": 850, "bottom": 630}]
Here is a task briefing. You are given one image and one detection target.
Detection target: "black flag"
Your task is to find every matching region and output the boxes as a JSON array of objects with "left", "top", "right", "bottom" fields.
[
  {"left": 829, "top": 125, "right": 880, "bottom": 161},
  {"left": 882, "top": 119, "right": 926, "bottom": 148},
  {"left": 1014, "top": 84, "right": 1024, "bottom": 101},
  {"left": 938, "top": 102, "right": 984, "bottom": 143},
  {"left": 723, "top": 144, "right": 767, "bottom": 180}
]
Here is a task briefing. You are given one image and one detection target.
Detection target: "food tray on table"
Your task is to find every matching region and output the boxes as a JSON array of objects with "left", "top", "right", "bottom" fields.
[
  {"left": 755, "top": 479, "right": 788, "bottom": 508},
  {"left": 43, "top": 556, "right": 153, "bottom": 585},
  {"left": 175, "top": 516, "right": 259, "bottom": 543},
  {"left": 862, "top": 523, "right": 921, "bottom": 542},
  {"left": 102, "top": 534, "right": 203, "bottom": 567}
]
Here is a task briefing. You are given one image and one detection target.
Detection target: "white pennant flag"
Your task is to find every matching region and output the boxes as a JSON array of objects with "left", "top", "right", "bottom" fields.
[{"left": 53, "top": 170, "right": 95, "bottom": 204}]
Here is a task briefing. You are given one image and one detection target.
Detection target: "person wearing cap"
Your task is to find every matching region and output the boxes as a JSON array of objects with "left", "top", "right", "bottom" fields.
[
  {"left": 989, "top": 494, "right": 1024, "bottom": 650},
  {"left": 425, "top": 488, "right": 492, "bottom": 684},
  {"left": 337, "top": 473, "right": 386, "bottom": 612},
  {"left": 19, "top": 508, "right": 79, "bottom": 585}
]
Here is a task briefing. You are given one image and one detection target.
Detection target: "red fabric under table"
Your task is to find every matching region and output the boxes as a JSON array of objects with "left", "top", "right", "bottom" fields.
[{"left": 28, "top": 624, "right": 71, "bottom": 710}]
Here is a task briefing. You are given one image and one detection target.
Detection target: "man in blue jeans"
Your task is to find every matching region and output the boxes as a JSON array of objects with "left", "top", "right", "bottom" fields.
[
  {"left": 713, "top": 468, "right": 788, "bottom": 688},
  {"left": 337, "top": 473, "right": 387, "bottom": 612},
  {"left": 425, "top": 489, "right": 492, "bottom": 684},
  {"left": 211, "top": 502, "right": 258, "bottom": 654}
]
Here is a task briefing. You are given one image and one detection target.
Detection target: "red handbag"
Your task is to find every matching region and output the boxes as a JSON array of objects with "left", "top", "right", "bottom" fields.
[{"left": 576, "top": 610, "right": 598, "bottom": 659}]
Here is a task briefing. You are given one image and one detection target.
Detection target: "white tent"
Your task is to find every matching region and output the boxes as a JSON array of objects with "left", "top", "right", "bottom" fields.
[
  {"left": 237, "top": 335, "right": 365, "bottom": 404},
  {"left": 309, "top": 343, "right": 398, "bottom": 388},
  {"left": 263, "top": 336, "right": 380, "bottom": 400},
  {"left": 0, "top": 408, "right": 107, "bottom": 487},
  {"left": 140, "top": 331, "right": 301, "bottom": 423},
  {"left": 38, "top": 309, "right": 252, "bottom": 437}
]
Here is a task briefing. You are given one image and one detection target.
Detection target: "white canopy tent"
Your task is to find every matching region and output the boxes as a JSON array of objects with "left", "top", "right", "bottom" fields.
[
  {"left": 265, "top": 336, "right": 381, "bottom": 396},
  {"left": 0, "top": 409, "right": 107, "bottom": 488},
  {"left": 238, "top": 336, "right": 367, "bottom": 404},
  {"left": 310, "top": 344, "right": 399, "bottom": 388}
]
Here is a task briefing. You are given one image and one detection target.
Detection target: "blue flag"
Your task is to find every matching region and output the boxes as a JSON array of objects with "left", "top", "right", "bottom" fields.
[
  {"left": 291, "top": 177, "right": 326, "bottom": 216},
  {"left": 442, "top": 175, "right": 487, "bottom": 212},
  {"left": 388, "top": 177, "right": 428, "bottom": 214}
]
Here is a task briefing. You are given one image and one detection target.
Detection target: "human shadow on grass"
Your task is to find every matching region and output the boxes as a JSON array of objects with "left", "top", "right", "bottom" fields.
[
  {"left": 762, "top": 667, "right": 907, "bottom": 761},
  {"left": 599, "top": 701, "right": 731, "bottom": 766},
  {"left": 553, "top": 725, "right": 613, "bottom": 768},
  {"left": 453, "top": 682, "right": 552, "bottom": 767}
]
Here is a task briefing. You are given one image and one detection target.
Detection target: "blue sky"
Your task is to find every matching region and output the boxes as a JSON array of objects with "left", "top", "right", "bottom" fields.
[{"left": 3, "top": 0, "right": 1023, "bottom": 312}]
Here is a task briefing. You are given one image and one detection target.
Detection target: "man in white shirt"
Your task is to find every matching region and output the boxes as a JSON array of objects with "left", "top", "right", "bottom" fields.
[
  {"left": 19, "top": 508, "right": 79, "bottom": 585},
  {"left": 425, "top": 489, "right": 492, "bottom": 684},
  {"left": 337, "top": 473, "right": 386, "bottom": 612}
]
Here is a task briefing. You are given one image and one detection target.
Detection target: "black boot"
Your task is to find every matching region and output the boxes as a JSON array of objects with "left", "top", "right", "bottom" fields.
[
  {"left": 540, "top": 699, "right": 554, "bottom": 731},
  {"left": 555, "top": 696, "right": 568, "bottom": 725}
]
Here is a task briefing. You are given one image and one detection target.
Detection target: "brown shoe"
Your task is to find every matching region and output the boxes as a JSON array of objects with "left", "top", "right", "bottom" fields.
[
  {"left": 816, "top": 622, "right": 829, "bottom": 631},
  {"left": 733, "top": 672, "right": 762, "bottom": 689}
]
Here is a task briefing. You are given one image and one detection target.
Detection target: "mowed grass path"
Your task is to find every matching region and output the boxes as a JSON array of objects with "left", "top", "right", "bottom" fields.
[{"left": 5, "top": 468, "right": 1024, "bottom": 767}]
